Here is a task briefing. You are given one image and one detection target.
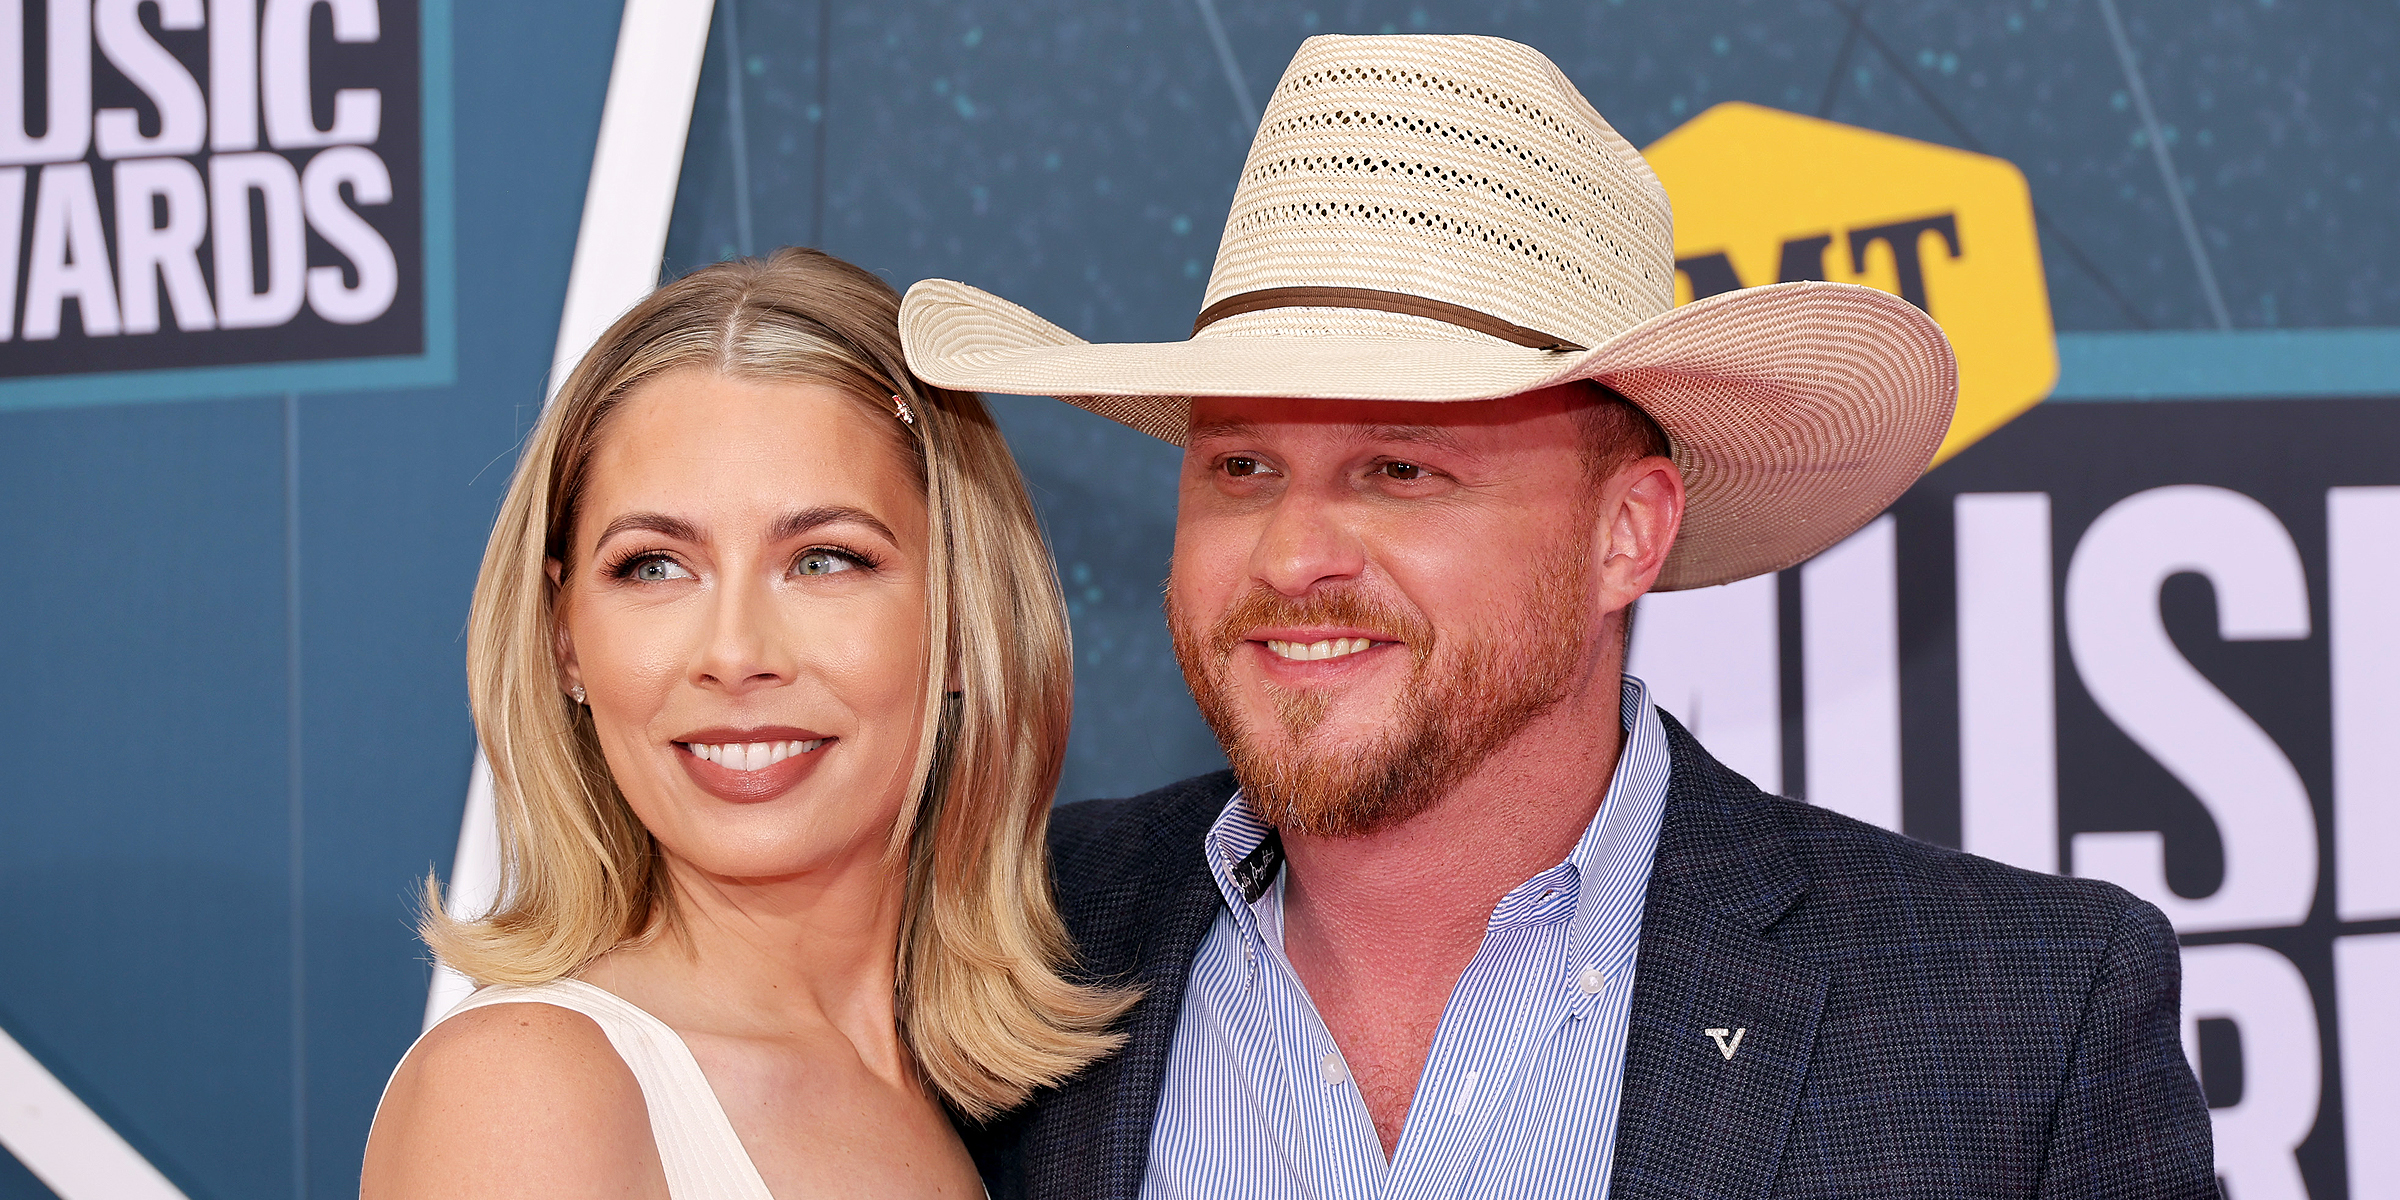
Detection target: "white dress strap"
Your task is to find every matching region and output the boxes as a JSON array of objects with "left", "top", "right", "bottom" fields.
[{"left": 420, "top": 978, "right": 774, "bottom": 1199}]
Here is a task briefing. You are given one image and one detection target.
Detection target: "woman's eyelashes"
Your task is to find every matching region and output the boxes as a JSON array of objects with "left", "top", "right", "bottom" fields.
[
  {"left": 600, "top": 544, "right": 881, "bottom": 585},
  {"left": 792, "top": 546, "right": 876, "bottom": 576},
  {"left": 606, "top": 550, "right": 696, "bottom": 583}
]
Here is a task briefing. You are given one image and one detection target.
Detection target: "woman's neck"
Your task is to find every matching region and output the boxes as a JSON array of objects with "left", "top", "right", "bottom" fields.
[{"left": 580, "top": 836, "right": 917, "bottom": 1085}]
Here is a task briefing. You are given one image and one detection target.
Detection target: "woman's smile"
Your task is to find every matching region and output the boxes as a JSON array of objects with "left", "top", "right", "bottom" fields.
[{"left": 671, "top": 724, "right": 839, "bottom": 804}]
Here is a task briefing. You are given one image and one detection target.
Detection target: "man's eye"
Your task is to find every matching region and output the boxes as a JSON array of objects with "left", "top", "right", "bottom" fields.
[
  {"left": 1379, "top": 461, "right": 1427, "bottom": 481},
  {"left": 795, "top": 550, "right": 857, "bottom": 576},
  {"left": 1223, "top": 456, "right": 1265, "bottom": 478},
  {"left": 632, "top": 557, "right": 693, "bottom": 582}
]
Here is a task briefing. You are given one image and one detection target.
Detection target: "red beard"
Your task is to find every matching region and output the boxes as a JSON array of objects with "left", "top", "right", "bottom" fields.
[{"left": 1168, "top": 537, "right": 1593, "bottom": 839}]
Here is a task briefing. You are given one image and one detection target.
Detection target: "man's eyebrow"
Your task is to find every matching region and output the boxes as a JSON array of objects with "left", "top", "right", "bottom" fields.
[
  {"left": 594, "top": 512, "right": 701, "bottom": 547},
  {"left": 1183, "top": 416, "right": 1264, "bottom": 445},
  {"left": 1363, "top": 424, "right": 1470, "bottom": 454},
  {"left": 770, "top": 505, "right": 897, "bottom": 545}
]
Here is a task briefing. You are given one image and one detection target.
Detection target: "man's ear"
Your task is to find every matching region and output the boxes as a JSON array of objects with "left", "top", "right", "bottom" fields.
[
  {"left": 1592, "top": 455, "right": 1686, "bottom": 616},
  {"left": 546, "top": 557, "right": 582, "bottom": 696}
]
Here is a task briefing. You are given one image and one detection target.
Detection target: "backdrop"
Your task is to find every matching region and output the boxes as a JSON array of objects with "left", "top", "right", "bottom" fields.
[{"left": 1, "top": 2, "right": 2394, "bottom": 1197}]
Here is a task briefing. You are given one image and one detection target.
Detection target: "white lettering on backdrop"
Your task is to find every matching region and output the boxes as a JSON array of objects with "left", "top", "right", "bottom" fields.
[
  {"left": 2064, "top": 484, "right": 2317, "bottom": 934},
  {"left": 0, "top": 0, "right": 399, "bottom": 342}
]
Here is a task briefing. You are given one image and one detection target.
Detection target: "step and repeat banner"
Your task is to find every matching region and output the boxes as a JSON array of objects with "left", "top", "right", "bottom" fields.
[{"left": 3, "top": 1, "right": 2395, "bottom": 1197}]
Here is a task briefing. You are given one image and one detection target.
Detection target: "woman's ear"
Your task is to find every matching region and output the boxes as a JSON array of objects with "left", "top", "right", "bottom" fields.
[{"left": 547, "top": 557, "right": 583, "bottom": 697}]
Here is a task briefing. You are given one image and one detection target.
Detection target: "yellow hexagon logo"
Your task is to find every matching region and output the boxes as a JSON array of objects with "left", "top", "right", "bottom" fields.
[{"left": 1645, "top": 103, "right": 2057, "bottom": 466}]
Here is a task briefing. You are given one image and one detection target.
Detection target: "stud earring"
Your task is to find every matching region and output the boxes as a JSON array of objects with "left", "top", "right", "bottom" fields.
[{"left": 569, "top": 685, "right": 587, "bottom": 705}]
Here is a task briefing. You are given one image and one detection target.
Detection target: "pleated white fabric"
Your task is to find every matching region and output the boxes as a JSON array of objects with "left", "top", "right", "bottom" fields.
[{"left": 401, "top": 978, "right": 773, "bottom": 1199}]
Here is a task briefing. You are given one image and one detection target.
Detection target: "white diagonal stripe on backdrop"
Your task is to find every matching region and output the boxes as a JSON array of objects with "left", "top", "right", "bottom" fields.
[
  {"left": 2096, "top": 0, "right": 2232, "bottom": 330},
  {"left": 0, "top": 1024, "right": 189, "bottom": 1200},
  {"left": 544, "top": 0, "right": 718, "bottom": 401},
  {"left": 1192, "top": 0, "right": 1258, "bottom": 131},
  {"left": 429, "top": 0, "right": 716, "bottom": 1031}
]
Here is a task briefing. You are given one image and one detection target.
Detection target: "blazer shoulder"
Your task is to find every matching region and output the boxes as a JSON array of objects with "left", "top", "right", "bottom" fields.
[
  {"left": 1656, "top": 708, "right": 2150, "bottom": 943},
  {"left": 1765, "top": 793, "right": 2149, "bottom": 936},
  {"left": 1046, "top": 771, "right": 1237, "bottom": 965},
  {"left": 1049, "top": 769, "right": 1236, "bottom": 883}
]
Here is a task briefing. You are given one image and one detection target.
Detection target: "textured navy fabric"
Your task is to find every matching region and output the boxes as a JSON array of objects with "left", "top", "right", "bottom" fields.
[{"left": 969, "top": 710, "right": 2217, "bottom": 1200}]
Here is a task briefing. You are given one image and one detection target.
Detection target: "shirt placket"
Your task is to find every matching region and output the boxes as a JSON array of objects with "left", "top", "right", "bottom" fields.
[
  {"left": 1250, "top": 896, "right": 1390, "bottom": 1200},
  {"left": 1385, "top": 906, "right": 1578, "bottom": 1200}
]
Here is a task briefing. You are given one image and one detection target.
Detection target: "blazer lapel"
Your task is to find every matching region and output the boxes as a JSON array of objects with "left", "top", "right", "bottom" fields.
[
  {"left": 1607, "top": 716, "right": 1829, "bottom": 1200},
  {"left": 1024, "top": 795, "right": 1229, "bottom": 1200}
]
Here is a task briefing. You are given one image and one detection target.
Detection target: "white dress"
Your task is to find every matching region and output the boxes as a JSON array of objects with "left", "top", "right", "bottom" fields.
[{"left": 392, "top": 978, "right": 774, "bottom": 1198}]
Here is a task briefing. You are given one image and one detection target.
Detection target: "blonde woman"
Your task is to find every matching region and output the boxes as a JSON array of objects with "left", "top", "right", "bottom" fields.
[{"left": 361, "top": 248, "right": 1128, "bottom": 1198}]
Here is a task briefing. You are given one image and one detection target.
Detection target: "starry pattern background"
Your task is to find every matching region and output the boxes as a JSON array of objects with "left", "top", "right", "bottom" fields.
[{"left": 663, "top": 0, "right": 2400, "bottom": 803}]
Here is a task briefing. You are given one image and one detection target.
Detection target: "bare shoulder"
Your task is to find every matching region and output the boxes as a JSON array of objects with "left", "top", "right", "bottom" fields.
[{"left": 361, "top": 1002, "right": 667, "bottom": 1199}]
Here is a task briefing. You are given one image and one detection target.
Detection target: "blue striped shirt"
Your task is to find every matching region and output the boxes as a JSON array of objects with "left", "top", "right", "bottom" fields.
[{"left": 1142, "top": 676, "right": 1673, "bottom": 1200}]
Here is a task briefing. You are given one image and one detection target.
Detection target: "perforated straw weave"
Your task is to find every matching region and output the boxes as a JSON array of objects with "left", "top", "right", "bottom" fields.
[{"left": 899, "top": 34, "right": 1958, "bottom": 590}]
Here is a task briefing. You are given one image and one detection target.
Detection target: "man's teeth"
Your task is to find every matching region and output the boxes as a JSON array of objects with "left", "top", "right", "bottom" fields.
[
  {"left": 1264, "top": 637, "right": 1375, "bottom": 662},
  {"left": 685, "top": 739, "right": 827, "bottom": 770}
]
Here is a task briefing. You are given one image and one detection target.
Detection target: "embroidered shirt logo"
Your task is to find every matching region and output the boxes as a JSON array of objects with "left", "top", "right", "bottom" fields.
[
  {"left": 1231, "top": 830, "right": 1285, "bottom": 903},
  {"left": 1704, "top": 1027, "right": 1748, "bottom": 1060}
]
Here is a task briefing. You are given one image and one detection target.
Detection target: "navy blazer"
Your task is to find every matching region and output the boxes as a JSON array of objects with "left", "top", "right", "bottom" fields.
[{"left": 971, "top": 711, "right": 2217, "bottom": 1199}]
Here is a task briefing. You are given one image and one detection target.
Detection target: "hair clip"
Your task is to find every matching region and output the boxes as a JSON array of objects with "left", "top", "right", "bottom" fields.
[{"left": 891, "top": 393, "right": 915, "bottom": 425}]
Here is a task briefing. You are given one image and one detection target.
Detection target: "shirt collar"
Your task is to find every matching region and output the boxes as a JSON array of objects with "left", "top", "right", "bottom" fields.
[{"left": 1199, "top": 675, "right": 1674, "bottom": 981}]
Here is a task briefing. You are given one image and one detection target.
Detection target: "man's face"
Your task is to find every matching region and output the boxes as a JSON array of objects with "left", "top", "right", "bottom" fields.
[{"left": 1166, "top": 386, "right": 1626, "bottom": 838}]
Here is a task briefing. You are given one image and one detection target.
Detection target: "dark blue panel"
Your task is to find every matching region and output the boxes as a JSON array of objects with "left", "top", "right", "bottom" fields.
[
  {"left": 0, "top": 398, "right": 292, "bottom": 1198},
  {"left": 0, "top": 1, "right": 625, "bottom": 1196},
  {"left": 289, "top": 0, "right": 630, "bottom": 1191},
  {"left": 0, "top": 1145, "right": 60, "bottom": 1199}
]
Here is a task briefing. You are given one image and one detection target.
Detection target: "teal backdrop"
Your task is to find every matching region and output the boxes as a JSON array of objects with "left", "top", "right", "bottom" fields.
[{"left": 2, "top": 2, "right": 2394, "bottom": 1197}]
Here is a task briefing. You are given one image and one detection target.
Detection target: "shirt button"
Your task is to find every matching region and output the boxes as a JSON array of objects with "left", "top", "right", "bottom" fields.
[
  {"left": 1579, "top": 966, "right": 1607, "bottom": 995},
  {"left": 1320, "top": 1052, "right": 1347, "bottom": 1085}
]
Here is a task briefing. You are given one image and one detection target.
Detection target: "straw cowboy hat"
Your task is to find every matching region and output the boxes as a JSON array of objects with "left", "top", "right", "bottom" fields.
[{"left": 899, "top": 34, "right": 1958, "bottom": 590}]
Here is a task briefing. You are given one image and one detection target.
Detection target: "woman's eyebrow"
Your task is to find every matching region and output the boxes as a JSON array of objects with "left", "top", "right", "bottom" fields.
[
  {"left": 772, "top": 505, "right": 897, "bottom": 545},
  {"left": 594, "top": 512, "right": 702, "bottom": 547}
]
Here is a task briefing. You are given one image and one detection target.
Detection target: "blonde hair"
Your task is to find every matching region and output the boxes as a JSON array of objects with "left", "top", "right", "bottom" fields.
[{"left": 425, "top": 247, "right": 1131, "bottom": 1118}]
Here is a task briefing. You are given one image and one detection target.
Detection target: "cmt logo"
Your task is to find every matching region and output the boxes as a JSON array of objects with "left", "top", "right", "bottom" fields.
[
  {"left": 0, "top": 0, "right": 424, "bottom": 381},
  {"left": 1647, "top": 104, "right": 2055, "bottom": 465},
  {"left": 1676, "top": 212, "right": 1961, "bottom": 314}
]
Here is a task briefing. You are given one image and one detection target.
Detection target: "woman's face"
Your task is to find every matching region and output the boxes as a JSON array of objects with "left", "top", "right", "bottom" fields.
[{"left": 552, "top": 369, "right": 931, "bottom": 883}]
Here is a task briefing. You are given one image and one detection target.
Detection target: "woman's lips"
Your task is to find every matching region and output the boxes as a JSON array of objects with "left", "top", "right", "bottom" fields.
[{"left": 673, "top": 729, "right": 835, "bottom": 803}]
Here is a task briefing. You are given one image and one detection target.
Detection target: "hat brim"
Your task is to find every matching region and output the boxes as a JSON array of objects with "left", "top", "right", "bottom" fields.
[{"left": 900, "top": 278, "right": 1957, "bottom": 590}]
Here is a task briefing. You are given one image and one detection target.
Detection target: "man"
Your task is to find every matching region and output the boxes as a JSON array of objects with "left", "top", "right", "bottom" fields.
[{"left": 902, "top": 33, "right": 2214, "bottom": 1200}]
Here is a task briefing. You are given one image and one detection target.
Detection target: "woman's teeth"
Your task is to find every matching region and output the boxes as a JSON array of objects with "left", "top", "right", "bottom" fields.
[
  {"left": 685, "top": 739, "right": 827, "bottom": 770},
  {"left": 1265, "top": 637, "right": 1375, "bottom": 662}
]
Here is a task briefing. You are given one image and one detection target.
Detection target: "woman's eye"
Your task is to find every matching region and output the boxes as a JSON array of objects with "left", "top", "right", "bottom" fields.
[
  {"left": 632, "top": 557, "right": 692, "bottom": 582},
  {"left": 795, "top": 550, "right": 857, "bottom": 576},
  {"left": 1379, "top": 461, "right": 1427, "bottom": 481}
]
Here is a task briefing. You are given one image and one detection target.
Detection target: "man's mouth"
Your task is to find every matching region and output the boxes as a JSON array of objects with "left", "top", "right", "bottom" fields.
[
  {"left": 1263, "top": 637, "right": 1379, "bottom": 662},
  {"left": 680, "top": 738, "right": 829, "bottom": 771}
]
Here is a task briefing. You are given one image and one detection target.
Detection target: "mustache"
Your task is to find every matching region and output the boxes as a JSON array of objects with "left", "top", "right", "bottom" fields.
[{"left": 1200, "top": 584, "right": 1435, "bottom": 666}]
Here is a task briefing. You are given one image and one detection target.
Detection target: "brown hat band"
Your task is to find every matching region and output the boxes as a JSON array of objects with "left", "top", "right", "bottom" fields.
[{"left": 1191, "top": 286, "right": 1589, "bottom": 353}]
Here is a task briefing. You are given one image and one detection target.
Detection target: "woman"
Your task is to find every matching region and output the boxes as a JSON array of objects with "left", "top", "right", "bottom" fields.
[{"left": 362, "top": 248, "right": 1130, "bottom": 1197}]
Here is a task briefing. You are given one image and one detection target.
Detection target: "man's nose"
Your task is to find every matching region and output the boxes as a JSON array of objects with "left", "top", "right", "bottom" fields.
[
  {"left": 1249, "top": 484, "right": 1366, "bottom": 597},
  {"left": 690, "top": 570, "right": 794, "bottom": 694}
]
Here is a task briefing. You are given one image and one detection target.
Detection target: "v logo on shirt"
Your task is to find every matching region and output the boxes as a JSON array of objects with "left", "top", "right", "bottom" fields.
[{"left": 1704, "top": 1027, "right": 1747, "bottom": 1060}]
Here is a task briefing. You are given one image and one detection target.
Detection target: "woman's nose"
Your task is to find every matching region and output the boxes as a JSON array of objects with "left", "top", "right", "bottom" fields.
[{"left": 690, "top": 570, "right": 794, "bottom": 693}]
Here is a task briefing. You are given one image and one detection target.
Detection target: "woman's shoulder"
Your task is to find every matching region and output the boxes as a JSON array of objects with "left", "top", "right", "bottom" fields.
[{"left": 361, "top": 995, "right": 669, "bottom": 1198}]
